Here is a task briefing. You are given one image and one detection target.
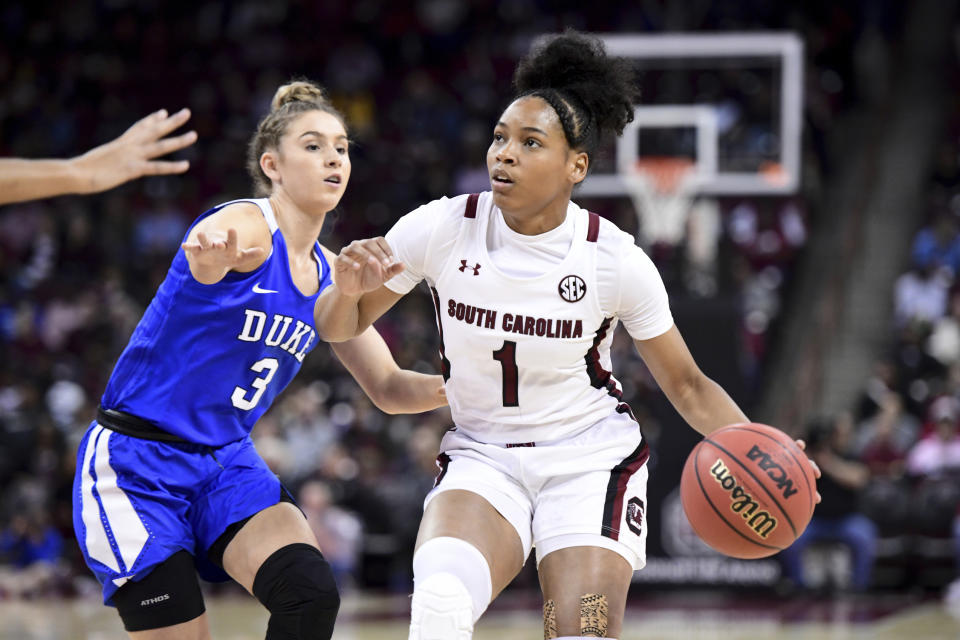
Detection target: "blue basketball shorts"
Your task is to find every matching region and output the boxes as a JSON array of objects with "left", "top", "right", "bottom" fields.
[{"left": 72, "top": 421, "right": 286, "bottom": 606}]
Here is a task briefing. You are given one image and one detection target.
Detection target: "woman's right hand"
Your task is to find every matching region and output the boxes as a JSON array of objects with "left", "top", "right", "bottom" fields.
[
  {"left": 334, "top": 237, "right": 404, "bottom": 297},
  {"left": 181, "top": 228, "right": 264, "bottom": 284}
]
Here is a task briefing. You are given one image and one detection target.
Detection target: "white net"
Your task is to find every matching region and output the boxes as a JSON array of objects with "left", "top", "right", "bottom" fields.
[{"left": 626, "top": 157, "right": 698, "bottom": 246}]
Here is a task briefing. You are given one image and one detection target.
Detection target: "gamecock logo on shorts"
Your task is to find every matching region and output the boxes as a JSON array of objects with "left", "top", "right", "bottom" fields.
[
  {"left": 626, "top": 497, "right": 644, "bottom": 535},
  {"left": 558, "top": 275, "right": 586, "bottom": 302}
]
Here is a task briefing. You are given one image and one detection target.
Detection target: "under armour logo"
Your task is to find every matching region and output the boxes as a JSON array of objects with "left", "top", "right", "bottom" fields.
[{"left": 458, "top": 260, "right": 481, "bottom": 275}]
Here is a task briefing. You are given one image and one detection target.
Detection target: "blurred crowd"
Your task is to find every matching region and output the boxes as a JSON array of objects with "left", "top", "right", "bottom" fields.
[
  {"left": 781, "top": 35, "right": 960, "bottom": 596},
  {"left": 0, "top": 0, "right": 906, "bottom": 597}
]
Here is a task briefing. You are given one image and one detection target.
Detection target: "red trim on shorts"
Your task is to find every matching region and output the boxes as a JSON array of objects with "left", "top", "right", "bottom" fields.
[
  {"left": 601, "top": 441, "right": 650, "bottom": 541},
  {"left": 586, "top": 212, "right": 600, "bottom": 242},
  {"left": 464, "top": 193, "right": 480, "bottom": 219}
]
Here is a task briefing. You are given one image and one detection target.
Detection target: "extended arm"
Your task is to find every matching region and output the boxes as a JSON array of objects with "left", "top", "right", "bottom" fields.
[
  {"left": 181, "top": 202, "right": 271, "bottom": 284},
  {"left": 0, "top": 109, "right": 196, "bottom": 205},
  {"left": 315, "top": 237, "right": 407, "bottom": 342},
  {"left": 331, "top": 327, "right": 446, "bottom": 414},
  {"left": 814, "top": 449, "right": 870, "bottom": 489},
  {"left": 633, "top": 325, "right": 749, "bottom": 437}
]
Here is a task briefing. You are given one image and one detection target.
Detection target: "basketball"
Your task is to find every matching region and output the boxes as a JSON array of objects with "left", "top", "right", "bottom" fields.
[{"left": 680, "top": 423, "right": 817, "bottom": 559}]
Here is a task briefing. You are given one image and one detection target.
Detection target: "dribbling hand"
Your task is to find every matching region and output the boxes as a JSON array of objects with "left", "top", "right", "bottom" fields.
[
  {"left": 72, "top": 109, "right": 198, "bottom": 193},
  {"left": 181, "top": 228, "right": 264, "bottom": 274},
  {"left": 794, "top": 439, "right": 822, "bottom": 503},
  {"left": 334, "top": 237, "right": 404, "bottom": 297}
]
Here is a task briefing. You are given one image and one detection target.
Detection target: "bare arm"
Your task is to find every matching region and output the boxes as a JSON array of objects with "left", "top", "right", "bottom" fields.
[
  {"left": 636, "top": 324, "right": 822, "bottom": 497},
  {"left": 0, "top": 109, "right": 196, "bottom": 205},
  {"left": 315, "top": 237, "right": 406, "bottom": 342},
  {"left": 331, "top": 327, "right": 446, "bottom": 414},
  {"left": 181, "top": 202, "right": 270, "bottom": 284},
  {"left": 633, "top": 325, "right": 748, "bottom": 437},
  {"left": 814, "top": 449, "right": 870, "bottom": 489}
]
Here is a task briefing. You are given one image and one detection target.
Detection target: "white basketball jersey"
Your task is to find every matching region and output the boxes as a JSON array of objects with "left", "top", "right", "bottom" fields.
[{"left": 386, "top": 192, "right": 673, "bottom": 444}]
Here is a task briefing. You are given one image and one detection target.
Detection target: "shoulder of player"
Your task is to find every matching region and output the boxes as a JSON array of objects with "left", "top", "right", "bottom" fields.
[
  {"left": 575, "top": 207, "right": 634, "bottom": 247},
  {"left": 395, "top": 192, "right": 479, "bottom": 243},
  {"left": 190, "top": 201, "right": 272, "bottom": 249},
  {"left": 415, "top": 192, "right": 479, "bottom": 221},
  {"left": 317, "top": 244, "right": 337, "bottom": 263}
]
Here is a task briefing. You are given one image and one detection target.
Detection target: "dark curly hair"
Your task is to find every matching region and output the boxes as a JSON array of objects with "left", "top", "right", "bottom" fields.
[{"left": 513, "top": 30, "right": 639, "bottom": 160}]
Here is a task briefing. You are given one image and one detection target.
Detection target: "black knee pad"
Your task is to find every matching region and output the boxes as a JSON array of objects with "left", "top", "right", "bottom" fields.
[
  {"left": 252, "top": 543, "right": 340, "bottom": 640},
  {"left": 113, "top": 550, "right": 205, "bottom": 632}
]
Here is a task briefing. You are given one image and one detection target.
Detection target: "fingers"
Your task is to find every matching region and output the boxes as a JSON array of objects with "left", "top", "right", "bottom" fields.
[
  {"left": 225, "top": 228, "right": 238, "bottom": 252},
  {"left": 808, "top": 458, "right": 822, "bottom": 479},
  {"left": 146, "top": 130, "right": 198, "bottom": 159},
  {"left": 341, "top": 238, "right": 396, "bottom": 268},
  {"left": 142, "top": 159, "right": 191, "bottom": 176},
  {"left": 369, "top": 236, "right": 396, "bottom": 266},
  {"left": 128, "top": 109, "right": 169, "bottom": 133},
  {"left": 385, "top": 261, "right": 405, "bottom": 278},
  {"left": 149, "top": 107, "right": 193, "bottom": 139}
]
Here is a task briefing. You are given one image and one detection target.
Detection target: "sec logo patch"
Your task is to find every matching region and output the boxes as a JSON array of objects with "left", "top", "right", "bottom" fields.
[{"left": 558, "top": 275, "right": 586, "bottom": 302}]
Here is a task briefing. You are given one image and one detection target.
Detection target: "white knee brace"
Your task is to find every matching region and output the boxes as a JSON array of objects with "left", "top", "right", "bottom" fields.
[{"left": 409, "top": 537, "right": 492, "bottom": 640}]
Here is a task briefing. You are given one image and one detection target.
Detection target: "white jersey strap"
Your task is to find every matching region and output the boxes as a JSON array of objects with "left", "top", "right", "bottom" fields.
[{"left": 214, "top": 198, "right": 279, "bottom": 234}]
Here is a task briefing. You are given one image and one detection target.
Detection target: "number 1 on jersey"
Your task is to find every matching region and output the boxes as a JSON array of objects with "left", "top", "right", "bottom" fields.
[{"left": 492, "top": 340, "right": 519, "bottom": 407}]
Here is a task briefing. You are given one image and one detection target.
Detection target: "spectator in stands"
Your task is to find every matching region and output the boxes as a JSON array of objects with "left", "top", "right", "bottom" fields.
[
  {"left": 298, "top": 479, "right": 363, "bottom": 588},
  {"left": 855, "top": 359, "right": 900, "bottom": 421},
  {"left": 927, "top": 290, "right": 960, "bottom": 368},
  {"left": 894, "top": 264, "right": 950, "bottom": 328},
  {"left": 780, "top": 415, "right": 878, "bottom": 592},
  {"left": 856, "top": 393, "right": 916, "bottom": 477},
  {"left": 906, "top": 396, "right": 960, "bottom": 477},
  {"left": 911, "top": 212, "right": 960, "bottom": 277},
  {"left": 0, "top": 509, "right": 64, "bottom": 597}
]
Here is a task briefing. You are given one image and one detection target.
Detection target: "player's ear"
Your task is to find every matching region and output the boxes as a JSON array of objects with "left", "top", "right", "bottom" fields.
[
  {"left": 569, "top": 150, "right": 589, "bottom": 185},
  {"left": 260, "top": 151, "right": 281, "bottom": 184}
]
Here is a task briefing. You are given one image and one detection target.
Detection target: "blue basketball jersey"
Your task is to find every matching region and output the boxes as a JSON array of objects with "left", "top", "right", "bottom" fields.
[{"left": 101, "top": 199, "right": 330, "bottom": 446}]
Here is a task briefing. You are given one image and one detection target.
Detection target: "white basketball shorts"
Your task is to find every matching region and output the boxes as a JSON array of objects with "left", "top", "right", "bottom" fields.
[{"left": 425, "top": 410, "right": 650, "bottom": 569}]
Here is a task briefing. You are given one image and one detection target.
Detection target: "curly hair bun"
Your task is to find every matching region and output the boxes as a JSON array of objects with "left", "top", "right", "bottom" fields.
[
  {"left": 271, "top": 80, "right": 330, "bottom": 111},
  {"left": 513, "top": 30, "right": 638, "bottom": 141}
]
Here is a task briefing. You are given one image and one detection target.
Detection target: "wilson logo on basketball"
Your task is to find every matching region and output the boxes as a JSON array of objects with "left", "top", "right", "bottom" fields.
[
  {"left": 709, "top": 459, "right": 778, "bottom": 538},
  {"left": 746, "top": 445, "right": 798, "bottom": 499},
  {"left": 558, "top": 275, "right": 586, "bottom": 302}
]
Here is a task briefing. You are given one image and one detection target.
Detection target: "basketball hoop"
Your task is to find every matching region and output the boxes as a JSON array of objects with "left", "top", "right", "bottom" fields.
[{"left": 624, "top": 157, "right": 698, "bottom": 246}]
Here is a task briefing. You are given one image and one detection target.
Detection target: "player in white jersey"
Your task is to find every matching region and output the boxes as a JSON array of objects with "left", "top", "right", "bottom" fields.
[{"left": 316, "top": 32, "right": 817, "bottom": 639}]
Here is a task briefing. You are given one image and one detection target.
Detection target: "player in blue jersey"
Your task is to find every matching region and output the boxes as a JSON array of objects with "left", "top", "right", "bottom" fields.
[{"left": 73, "top": 80, "right": 446, "bottom": 640}]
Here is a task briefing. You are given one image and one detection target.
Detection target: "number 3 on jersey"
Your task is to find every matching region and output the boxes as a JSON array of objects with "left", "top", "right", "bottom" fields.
[
  {"left": 492, "top": 341, "right": 519, "bottom": 407},
  {"left": 231, "top": 357, "right": 279, "bottom": 410}
]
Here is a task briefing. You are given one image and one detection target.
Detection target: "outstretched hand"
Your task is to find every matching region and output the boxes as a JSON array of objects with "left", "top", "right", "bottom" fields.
[
  {"left": 334, "top": 237, "right": 405, "bottom": 297},
  {"left": 181, "top": 228, "right": 264, "bottom": 280},
  {"left": 72, "top": 108, "right": 198, "bottom": 193}
]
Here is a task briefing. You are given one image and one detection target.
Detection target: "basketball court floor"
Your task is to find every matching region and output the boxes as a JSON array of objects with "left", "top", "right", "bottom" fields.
[{"left": 3, "top": 590, "right": 958, "bottom": 639}]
